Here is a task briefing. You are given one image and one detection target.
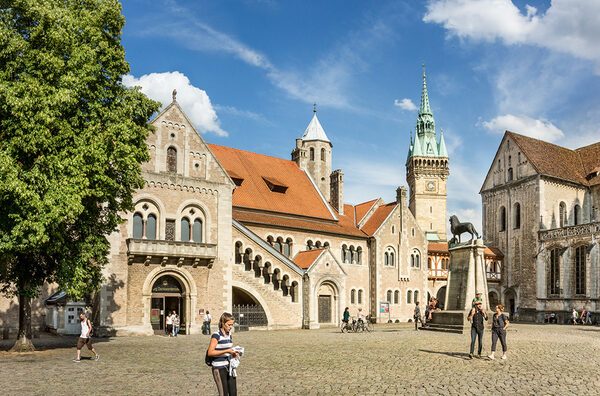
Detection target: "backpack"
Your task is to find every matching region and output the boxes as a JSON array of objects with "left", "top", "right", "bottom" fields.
[{"left": 205, "top": 330, "right": 231, "bottom": 367}]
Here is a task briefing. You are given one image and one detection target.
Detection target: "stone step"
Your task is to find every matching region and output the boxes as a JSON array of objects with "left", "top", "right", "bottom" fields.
[{"left": 421, "top": 323, "right": 465, "bottom": 334}]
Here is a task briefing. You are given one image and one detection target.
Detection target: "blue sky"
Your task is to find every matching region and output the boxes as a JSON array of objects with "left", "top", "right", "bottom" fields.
[{"left": 120, "top": 0, "right": 600, "bottom": 231}]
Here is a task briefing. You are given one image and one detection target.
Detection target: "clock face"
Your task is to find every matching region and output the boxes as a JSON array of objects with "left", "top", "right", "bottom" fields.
[{"left": 427, "top": 181, "right": 435, "bottom": 191}]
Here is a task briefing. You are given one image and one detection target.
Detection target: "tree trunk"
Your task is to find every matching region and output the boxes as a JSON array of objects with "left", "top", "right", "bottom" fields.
[{"left": 10, "top": 289, "right": 35, "bottom": 352}]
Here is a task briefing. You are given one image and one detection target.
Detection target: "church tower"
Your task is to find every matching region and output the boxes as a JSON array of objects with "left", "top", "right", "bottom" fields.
[
  {"left": 292, "top": 106, "right": 333, "bottom": 202},
  {"left": 406, "top": 66, "right": 449, "bottom": 241}
]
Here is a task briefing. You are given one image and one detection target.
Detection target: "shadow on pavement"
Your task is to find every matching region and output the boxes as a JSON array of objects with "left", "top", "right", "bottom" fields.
[
  {"left": 0, "top": 334, "right": 112, "bottom": 352},
  {"left": 419, "top": 349, "right": 471, "bottom": 359}
]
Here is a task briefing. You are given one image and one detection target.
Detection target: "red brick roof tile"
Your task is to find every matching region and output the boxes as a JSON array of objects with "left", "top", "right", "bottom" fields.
[
  {"left": 293, "top": 248, "right": 325, "bottom": 269},
  {"left": 355, "top": 199, "right": 378, "bottom": 225},
  {"left": 427, "top": 242, "right": 504, "bottom": 258},
  {"left": 208, "top": 143, "right": 334, "bottom": 219},
  {"left": 360, "top": 203, "right": 396, "bottom": 236}
]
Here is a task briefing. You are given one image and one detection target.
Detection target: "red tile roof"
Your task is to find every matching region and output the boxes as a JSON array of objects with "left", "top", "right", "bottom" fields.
[
  {"left": 208, "top": 143, "right": 334, "bottom": 219},
  {"left": 293, "top": 249, "right": 325, "bottom": 269},
  {"left": 427, "top": 242, "right": 504, "bottom": 258},
  {"left": 232, "top": 208, "right": 368, "bottom": 238},
  {"left": 507, "top": 132, "right": 600, "bottom": 186},
  {"left": 355, "top": 199, "right": 378, "bottom": 225},
  {"left": 360, "top": 203, "right": 396, "bottom": 236}
]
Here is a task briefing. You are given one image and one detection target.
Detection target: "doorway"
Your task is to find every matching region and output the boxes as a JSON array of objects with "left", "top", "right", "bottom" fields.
[
  {"left": 318, "top": 295, "right": 332, "bottom": 323},
  {"left": 151, "top": 275, "right": 185, "bottom": 335}
]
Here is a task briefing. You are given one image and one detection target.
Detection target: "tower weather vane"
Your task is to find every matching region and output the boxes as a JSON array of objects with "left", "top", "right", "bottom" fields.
[{"left": 172, "top": 89, "right": 177, "bottom": 102}]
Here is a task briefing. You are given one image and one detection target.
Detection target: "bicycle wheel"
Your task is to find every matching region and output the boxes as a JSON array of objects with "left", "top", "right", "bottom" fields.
[
  {"left": 365, "top": 322, "right": 374, "bottom": 332},
  {"left": 341, "top": 323, "right": 348, "bottom": 333}
]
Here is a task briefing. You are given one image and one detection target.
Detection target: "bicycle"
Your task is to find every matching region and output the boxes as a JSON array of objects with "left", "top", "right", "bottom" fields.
[
  {"left": 340, "top": 318, "right": 354, "bottom": 333},
  {"left": 364, "top": 315, "right": 374, "bottom": 332}
]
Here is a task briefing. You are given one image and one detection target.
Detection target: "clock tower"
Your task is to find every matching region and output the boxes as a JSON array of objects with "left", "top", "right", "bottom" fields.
[{"left": 406, "top": 65, "right": 449, "bottom": 241}]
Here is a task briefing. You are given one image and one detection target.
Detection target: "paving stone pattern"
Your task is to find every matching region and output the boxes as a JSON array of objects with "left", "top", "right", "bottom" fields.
[{"left": 1, "top": 323, "right": 599, "bottom": 395}]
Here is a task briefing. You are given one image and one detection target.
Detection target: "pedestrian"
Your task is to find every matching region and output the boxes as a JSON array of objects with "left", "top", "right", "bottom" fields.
[
  {"left": 467, "top": 301, "right": 487, "bottom": 359},
  {"left": 343, "top": 307, "right": 350, "bottom": 324},
  {"left": 488, "top": 305, "right": 509, "bottom": 360},
  {"left": 514, "top": 306, "right": 519, "bottom": 321},
  {"left": 73, "top": 312, "right": 99, "bottom": 362},
  {"left": 571, "top": 308, "right": 578, "bottom": 325},
  {"left": 204, "top": 311, "right": 212, "bottom": 335},
  {"left": 207, "top": 312, "right": 239, "bottom": 396},
  {"left": 414, "top": 301, "right": 426, "bottom": 330},
  {"left": 166, "top": 311, "right": 173, "bottom": 336},
  {"left": 581, "top": 308, "right": 587, "bottom": 325},
  {"left": 586, "top": 310, "right": 592, "bottom": 325},
  {"left": 174, "top": 314, "right": 180, "bottom": 336}
]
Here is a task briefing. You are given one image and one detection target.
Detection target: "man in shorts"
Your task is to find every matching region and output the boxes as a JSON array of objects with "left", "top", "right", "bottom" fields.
[{"left": 73, "top": 312, "right": 99, "bottom": 362}]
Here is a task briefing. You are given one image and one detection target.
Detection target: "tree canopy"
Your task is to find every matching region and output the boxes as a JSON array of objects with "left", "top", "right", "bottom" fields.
[{"left": 0, "top": 0, "right": 160, "bottom": 348}]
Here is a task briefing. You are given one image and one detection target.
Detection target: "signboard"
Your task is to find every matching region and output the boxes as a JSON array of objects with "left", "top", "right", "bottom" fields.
[
  {"left": 380, "top": 302, "right": 390, "bottom": 313},
  {"left": 150, "top": 309, "right": 160, "bottom": 324}
]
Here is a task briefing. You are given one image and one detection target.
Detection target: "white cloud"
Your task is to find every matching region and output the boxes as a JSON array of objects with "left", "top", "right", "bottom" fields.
[
  {"left": 424, "top": 0, "right": 600, "bottom": 66},
  {"left": 482, "top": 114, "right": 564, "bottom": 142},
  {"left": 123, "top": 71, "right": 227, "bottom": 137},
  {"left": 394, "top": 98, "right": 417, "bottom": 111}
]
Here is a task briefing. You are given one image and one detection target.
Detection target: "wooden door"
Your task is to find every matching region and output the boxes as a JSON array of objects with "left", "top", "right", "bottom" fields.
[{"left": 318, "top": 295, "right": 332, "bottom": 323}]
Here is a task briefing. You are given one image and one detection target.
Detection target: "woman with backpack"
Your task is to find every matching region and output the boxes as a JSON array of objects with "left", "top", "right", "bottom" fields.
[
  {"left": 488, "top": 304, "right": 509, "bottom": 360},
  {"left": 207, "top": 312, "right": 239, "bottom": 396}
]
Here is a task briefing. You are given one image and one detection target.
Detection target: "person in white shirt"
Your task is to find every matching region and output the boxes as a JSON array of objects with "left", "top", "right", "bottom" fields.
[
  {"left": 204, "top": 311, "right": 212, "bottom": 335},
  {"left": 73, "top": 312, "right": 99, "bottom": 362},
  {"left": 166, "top": 312, "right": 173, "bottom": 336}
]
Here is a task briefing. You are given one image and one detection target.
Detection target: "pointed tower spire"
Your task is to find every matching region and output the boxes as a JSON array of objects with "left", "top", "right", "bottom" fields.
[
  {"left": 412, "top": 131, "right": 423, "bottom": 156},
  {"left": 416, "top": 63, "right": 435, "bottom": 137},
  {"left": 438, "top": 128, "right": 448, "bottom": 158}
]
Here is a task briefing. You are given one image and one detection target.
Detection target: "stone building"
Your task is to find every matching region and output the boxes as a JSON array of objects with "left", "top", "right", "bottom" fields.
[
  {"left": 480, "top": 131, "right": 600, "bottom": 322},
  {"left": 1, "top": 72, "right": 464, "bottom": 337}
]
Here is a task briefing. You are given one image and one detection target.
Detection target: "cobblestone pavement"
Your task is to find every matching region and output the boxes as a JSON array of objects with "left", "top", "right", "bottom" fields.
[{"left": 1, "top": 323, "right": 599, "bottom": 395}]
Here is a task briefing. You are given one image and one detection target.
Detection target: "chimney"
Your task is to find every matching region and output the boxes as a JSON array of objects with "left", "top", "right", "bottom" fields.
[
  {"left": 330, "top": 169, "right": 344, "bottom": 215},
  {"left": 396, "top": 186, "right": 407, "bottom": 206}
]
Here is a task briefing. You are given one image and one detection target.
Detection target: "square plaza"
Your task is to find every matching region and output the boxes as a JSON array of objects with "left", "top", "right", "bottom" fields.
[{"left": 1, "top": 323, "right": 599, "bottom": 395}]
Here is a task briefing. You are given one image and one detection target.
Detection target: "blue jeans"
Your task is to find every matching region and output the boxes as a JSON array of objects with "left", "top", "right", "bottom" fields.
[{"left": 470, "top": 327, "right": 484, "bottom": 355}]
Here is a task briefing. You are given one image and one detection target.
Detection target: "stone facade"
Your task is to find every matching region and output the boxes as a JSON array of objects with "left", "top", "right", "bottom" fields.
[{"left": 481, "top": 132, "right": 600, "bottom": 322}]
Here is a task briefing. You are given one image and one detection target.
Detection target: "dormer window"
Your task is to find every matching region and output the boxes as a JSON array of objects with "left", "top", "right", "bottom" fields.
[{"left": 263, "top": 177, "right": 288, "bottom": 193}]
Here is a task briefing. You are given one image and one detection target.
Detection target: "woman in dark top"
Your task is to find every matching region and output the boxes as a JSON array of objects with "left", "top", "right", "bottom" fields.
[
  {"left": 467, "top": 301, "right": 487, "bottom": 359},
  {"left": 488, "top": 304, "right": 509, "bottom": 360}
]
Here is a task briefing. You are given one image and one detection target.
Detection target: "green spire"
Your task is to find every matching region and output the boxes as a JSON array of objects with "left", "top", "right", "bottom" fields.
[
  {"left": 412, "top": 132, "right": 423, "bottom": 156},
  {"left": 438, "top": 129, "right": 448, "bottom": 157},
  {"left": 416, "top": 63, "right": 435, "bottom": 137}
]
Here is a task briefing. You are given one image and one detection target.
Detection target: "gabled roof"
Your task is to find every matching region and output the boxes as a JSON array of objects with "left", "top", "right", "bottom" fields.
[
  {"left": 301, "top": 113, "right": 330, "bottom": 143},
  {"left": 208, "top": 144, "right": 335, "bottom": 219},
  {"left": 360, "top": 203, "right": 396, "bottom": 236},
  {"left": 575, "top": 142, "right": 600, "bottom": 185},
  {"left": 293, "top": 248, "right": 325, "bottom": 269},
  {"left": 355, "top": 199, "right": 378, "bottom": 225}
]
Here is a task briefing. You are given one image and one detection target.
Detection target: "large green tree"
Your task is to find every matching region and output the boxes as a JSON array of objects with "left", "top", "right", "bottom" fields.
[{"left": 0, "top": 0, "right": 160, "bottom": 351}]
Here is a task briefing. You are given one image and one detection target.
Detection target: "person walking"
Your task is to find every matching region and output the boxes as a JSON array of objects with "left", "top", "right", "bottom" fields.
[
  {"left": 414, "top": 301, "right": 426, "bottom": 330},
  {"left": 488, "top": 305, "right": 509, "bottom": 360},
  {"left": 467, "top": 301, "right": 487, "bottom": 359},
  {"left": 204, "top": 311, "right": 212, "bottom": 335},
  {"left": 73, "top": 312, "right": 99, "bottom": 362},
  {"left": 207, "top": 312, "right": 239, "bottom": 396},
  {"left": 342, "top": 307, "right": 350, "bottom": 325},
  {"left": 173, "top": 314, "right": 180, "bottom": 337},
  {"left": 166, "top": 311, "right": 173, "bottom": 336}
]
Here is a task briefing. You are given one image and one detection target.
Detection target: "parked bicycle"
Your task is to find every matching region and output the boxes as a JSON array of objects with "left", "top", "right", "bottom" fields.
[
  {"left": 352, "top": 315, "right": 374, "bottom": 333},
  {"left": 340, "top": 318, "right": 354, "bottom": 333}
]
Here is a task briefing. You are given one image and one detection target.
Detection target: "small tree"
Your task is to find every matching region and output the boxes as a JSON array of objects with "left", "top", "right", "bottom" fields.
[{"left": 0, "top": 0, "right": 160, "bottom": 351}]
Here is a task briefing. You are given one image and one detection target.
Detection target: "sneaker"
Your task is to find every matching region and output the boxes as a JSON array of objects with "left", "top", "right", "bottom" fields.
[
  {"left": 94, "top": 355, "right": 100, "bottom": 361},
  {"left": 488, "top": 355, "right": 495, "bottom": 360},
  {"left": 73, "top": 359, "right": 80, "bottom": 363},
  {"left": 501, "top": 355, "right": 507, "bottom": 360},
  {"left": 469, "top": 353, "right": 473, "bottom": 359},
  {"left": 476, "top": 354, "right": 481, "bottom": 359}
]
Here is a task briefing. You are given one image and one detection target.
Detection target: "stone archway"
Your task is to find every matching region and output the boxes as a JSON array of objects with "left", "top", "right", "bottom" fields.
[
  {"left": 315, "top": 280, "right": 340, "bottom": 326},
  {"left": 436, "top": 286, "right": 447, "bottom": 309},
  {"left": 142, "top": 267, "right": 197, "bottom": 335},
  {"left": 232, "top": 286, "right": 268, "bottom": 330}
]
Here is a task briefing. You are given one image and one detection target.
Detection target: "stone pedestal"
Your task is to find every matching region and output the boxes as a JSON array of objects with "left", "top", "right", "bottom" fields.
[{"left": 425, "top": 239, "right": 489, "bottom": 334}]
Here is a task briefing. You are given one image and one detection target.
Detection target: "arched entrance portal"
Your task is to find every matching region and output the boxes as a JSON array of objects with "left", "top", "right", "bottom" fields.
[
  {"left": 317, "top": 282, "right": 338, "bottom": 325},
  {"left": 151, "top": 275, "right": 184, "bottom": 335},
  {"left": 504, "top": 289, "right": 516, "bottom": 320},
  {"left": 489, "top": 291, "right": 499, "bottom": 309},
  {"left": 436, "top": 286, "right": 447, "bottom": 309},
  {"left": 232, "top": 287, "right": 268, "bottom": 331}
]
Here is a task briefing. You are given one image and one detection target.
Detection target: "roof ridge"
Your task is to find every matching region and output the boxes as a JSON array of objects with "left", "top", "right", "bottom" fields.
[
  {"left": 506, "top": 131, "right": 575, "bottom": 153},
  {"left": 207, "top": 143, "right": 297, "bottom": 164}
]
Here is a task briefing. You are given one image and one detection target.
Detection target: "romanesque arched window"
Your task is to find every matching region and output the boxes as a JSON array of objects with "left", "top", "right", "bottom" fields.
[
  {"left": 351, "top": 289, "right": 356, "bottom": 304},
  {"left": 387, "top": 290, "right": 392, "bottom": 303},
  {"left": 384, "top": 252, "right": 389, "bottom": 266},
  {"left": 414, "top": 290, "right": 419, "bottom": 303},
  {"left": 575, "top": 246, "right": 586, "bottom": 295},
  {"left": 310, "top": 147, "right": 315, "bottom": 161},
  {"left": 167, "top": 146, "right": 177, "bottom": 173},
  {"left": 181, "top": 218, "right": 190, "bottom": 242},
  {"left": 321, "top": 148, "right": 325, "bottom": 161},
  {"left": 394, "top": 290, "right": 399, "bottom": 304},
  {"left": 341, "top": 245, "right": 348, "bottom": 263},
  {"left": 508, "top": 168, "right": 513, "bottom": 181},
  {"left": 514, "top": 203, "right": 521, "bottom": 229},
  {"left": 549, "top": 248, "right": 560, "bottom": 295},
  {"left": 235, "top": 241, "right": 243, "bottom": 264},
  {"left": 358, "top": 289, "right": 363, "bottom": 304},
  {"left": 499, "top": 206, "right": 506, "bottom": 232},
  {"left": 133, "top": 213, "right": 143, "bottom": 238},
  {"left": 192, "top": 219, "right": 202, "bottom": 242},
  {"left": 559, "top": 202, "right": 566, "bottom": 228},
  {"left": 407, "top": 290, "right": 412, "bottom": 304},
  {"left": 146, "top": 214, "right": 157, "bottom": 240},
  {"left": 574, "top": 204, "right": 581, "bottom": 226},
  {"left": 356, "top": 247, "right": 362, "bottom": 264}
]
